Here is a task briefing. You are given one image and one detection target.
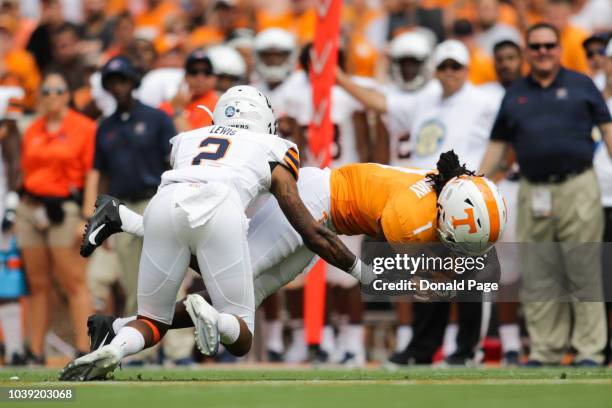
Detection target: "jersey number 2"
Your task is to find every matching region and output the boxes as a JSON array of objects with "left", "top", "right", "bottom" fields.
[{"left": 192, "top": 137, "right": 231, "bottom": 165}]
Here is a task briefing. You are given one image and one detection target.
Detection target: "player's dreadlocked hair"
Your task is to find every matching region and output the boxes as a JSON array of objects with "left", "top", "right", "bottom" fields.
[{"left": 426, "top": 150, "right": 476, "bottom": 196}]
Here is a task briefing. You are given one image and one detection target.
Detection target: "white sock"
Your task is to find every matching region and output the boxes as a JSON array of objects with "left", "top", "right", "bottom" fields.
[
  {"left": 346, "top": 324, "right": 364, "bottom": 354},
  {"left": 119, "top": 205, "right": 144, "bottom": 237},
  {"left": 264, "top": 320, "right": 284, "bottom": 353},
  {"left": 443, "top": 323, "right": 458, "bottom": 357},
  {"left": 395, "top": 325, "right": 413, "bottom": 352},
  {"left": 0, "top": 303, "right": 24, "bottom": 361},
  {"left": 320, "top": 325, "right": 335, "bottom": 354},
  {"left": 499, "top": 324, "right": 521, "bottom": 353},
  {"left": 218, "top": 314, "right": 241, "bottom": 344},
  {"left": 112, "top": 316, "right": 137, "bottom": 333},
  {"left": 110, "top": 326, "right": 145, "bottom": 359}
]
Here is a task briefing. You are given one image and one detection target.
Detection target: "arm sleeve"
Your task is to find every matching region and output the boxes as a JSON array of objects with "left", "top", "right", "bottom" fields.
[
  {"left": 489, "top": 94, "right": 514, "bottom": 142},
  {"left": 93, "top": 126, "right": 107, "bottom": 173},
  {"left": 268, "top": 137, "right": 300, "bottom": 180},
  {"left": 585, "top": 78, "right": 612, "bottom": 125},
  {"left": 158, "top": 110, "right": 177, "bottom": 157}
]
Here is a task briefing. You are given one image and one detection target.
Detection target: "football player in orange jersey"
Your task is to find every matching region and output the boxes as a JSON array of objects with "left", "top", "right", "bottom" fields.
[{"left": 82, "top": 150, "right": 507, "bottom": 358}]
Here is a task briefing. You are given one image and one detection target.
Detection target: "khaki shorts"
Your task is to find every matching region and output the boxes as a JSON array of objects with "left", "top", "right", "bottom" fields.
[{"left": 15, "top": 200, "right": 81, "bottom": 248}]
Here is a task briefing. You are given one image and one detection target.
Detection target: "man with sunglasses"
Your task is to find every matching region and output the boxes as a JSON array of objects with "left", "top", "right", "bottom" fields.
[
  {"left": 480, "top": 23, "right": 612, "bottom": 367},
  {"left": 582, "top": 32, "right": 610, "bottom": 91},
  {"left": 159, "top": 50, "right": 219, "bottom": 133}
]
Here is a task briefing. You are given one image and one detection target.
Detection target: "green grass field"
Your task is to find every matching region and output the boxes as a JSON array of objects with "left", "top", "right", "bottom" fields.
[{"left": 1, "top": 367, "right": 611, "bottom": 408}]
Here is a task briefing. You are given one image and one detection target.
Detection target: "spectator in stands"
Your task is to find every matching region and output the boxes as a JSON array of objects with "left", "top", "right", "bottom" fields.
[
  {"left": 102, "top": 12, "right": 135, "bottom": 64},
  {"left": 385, "top": 0, "right": 445, "bottom": 43},
  {"left": 474, "top": 0, "right": 521, "bottom": 57},
  {"left": 16, "top": 71, "right": 96, "bottom": 363},
  {"left": 0, "top": 14, "right": 40, "bottom": 110},
  {"left": 159, "top": 50, "right": 218, "bottom": 132},
  {"left": 83, "top": 56, "right": 175, "bottom": 317},
  {"left": 479, "top": 23, "right": 612, "bottom": 367},
  {"left": 452, "top": 19, "right": 497, "bottom": 85},
  {"left": 48, "top": 22, "right": 88, "bottom": 92},
  {"left": 546, "top": 0, "right": 590, "bottom": 74},
  {"left": 582, "top": 32, "right": 610, "bottom": 91},
  {"left": 26, "top": 0, "right": 66, "bottom": 72},
  {"left": 207, "top": 45, "right": 247, "bottom": 92}
]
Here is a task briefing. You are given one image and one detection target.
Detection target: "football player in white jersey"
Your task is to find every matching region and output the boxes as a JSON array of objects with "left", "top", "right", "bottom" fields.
[
  {"left": 281, "top": 44, "right": 370, "bottom": 364},
  {"left": 59, "top": 86, "right": 361, "bottom": 380}
]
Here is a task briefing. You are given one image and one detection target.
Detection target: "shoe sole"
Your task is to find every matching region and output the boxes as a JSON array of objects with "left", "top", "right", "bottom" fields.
[
  {"left": 184, "top": 296, "right": 219, "bottom": 357},
  {"left": 59, "top": 351, "right": 119, "bottom": 381}
]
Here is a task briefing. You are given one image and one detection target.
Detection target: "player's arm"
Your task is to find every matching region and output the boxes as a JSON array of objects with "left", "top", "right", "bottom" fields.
[
  {"left": 336, "top": 68, "right": 387, "bottom": 114},
  {"left": 82, "top": 170, "right": 109, "bottom": 219},
  {"left": 270, "top": 164, "right": 358, "bottom": 274},
  {"left": 478, "top": 140, "right": 509, "bottom": 179},
  {"left": 601, "top": 122, "right": 612, "bottom": 158}
]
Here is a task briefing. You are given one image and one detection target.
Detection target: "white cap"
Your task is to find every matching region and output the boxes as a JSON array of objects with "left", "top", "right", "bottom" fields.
[
  {"left": 432, "top": 40, "right": 470, "bottom": 68},
  {"left": 606, "top": 40, "right": 612, "bottom": 58}
]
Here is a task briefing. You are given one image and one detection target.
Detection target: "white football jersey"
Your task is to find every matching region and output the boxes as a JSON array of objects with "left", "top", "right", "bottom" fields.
[
  {"left": 404, "top": 82, "right": 498, "bottom": 171},
  {"left": 384, "top": 80, "right": 442, "bottom": 167},
  {"left": 288, "top": 71, "right": 363, "bottom": 167},
  {"left": 161, "top": 125, "right": 299, "bottom": 209}
]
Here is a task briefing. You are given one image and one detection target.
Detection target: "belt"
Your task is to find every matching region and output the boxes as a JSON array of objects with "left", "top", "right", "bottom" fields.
[
  {"left": 523, "top": 165, "right": 591, "bottom": 184},
  {"left": 118, "top": 187, "right": 157, "bottom": 202}
]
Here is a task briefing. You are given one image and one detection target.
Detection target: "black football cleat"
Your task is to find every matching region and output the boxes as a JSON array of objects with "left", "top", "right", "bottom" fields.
[
  {"left": 80, "top": 194, "right": 123, "bottom": 257},
  {"left": 87, "top": 315, "right": 116, "bottom": 352}
]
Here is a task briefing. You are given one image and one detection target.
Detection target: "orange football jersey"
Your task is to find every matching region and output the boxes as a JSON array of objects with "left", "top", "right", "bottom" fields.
[{"left": 329, "top": 163, "right": 438, "bottom": 243}]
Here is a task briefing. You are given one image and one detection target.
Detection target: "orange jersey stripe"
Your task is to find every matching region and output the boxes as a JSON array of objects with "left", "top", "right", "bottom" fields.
[
  {"left": 283, "top": 158, "right": 299, "bottom": 180},
  {"left": 471, "top": 177, "right": 500, "bottom": 242},
  {"left": 287, "top": 148, "right": 300, "bottom": 163}
]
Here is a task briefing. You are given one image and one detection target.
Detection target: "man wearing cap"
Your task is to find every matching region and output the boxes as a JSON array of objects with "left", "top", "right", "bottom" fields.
[
  {"left": 83, "top": 56, "right": 176, "bottom": 317},
  {"left": 159, "top": 50, "right": 218, "bottom": 133},
  {"left": 479, "top": 23, "right": 612, "bottom": 366},
  {"left": 582, "top": 32, "right": 610, "bottom": 91}
]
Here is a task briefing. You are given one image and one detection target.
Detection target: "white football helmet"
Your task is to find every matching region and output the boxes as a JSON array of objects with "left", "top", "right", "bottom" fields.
[
  {"left": 437, "top": 175, "right": 507, "bottom": 256},
  {"left": 388, "top": 31, "right": 434, "bottom": 91},
  {"left": 207, "top": 45, "right": 247, "bottom": 79},
  {"left": 212, "top": 85, "right": 277, "bottom": 134},
  {"left": 253, "top": 28, "right": 297, "bottom": 83}
]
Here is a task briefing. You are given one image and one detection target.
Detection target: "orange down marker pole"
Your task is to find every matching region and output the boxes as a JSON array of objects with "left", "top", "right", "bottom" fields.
[{"left": 304, "top": 0, "right": 343, "bottom": 346}]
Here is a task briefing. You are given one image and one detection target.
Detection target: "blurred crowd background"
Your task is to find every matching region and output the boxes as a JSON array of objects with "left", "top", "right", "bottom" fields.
[{"left": 0, "top": 0, "right": 611, "bottom": 369}]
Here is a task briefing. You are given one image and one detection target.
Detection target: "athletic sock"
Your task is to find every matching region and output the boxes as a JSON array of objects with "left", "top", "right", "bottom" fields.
[
  {"left": 112, "top": 316, "right": 137, "bottom": 334},
  {"left": 218, "top": 313, "right": 241, "bottom": 344},
  {"left": 119, "top": 205, "right": 144, "bottom": 236},
  {"left": 395, "top": 325, "right": 413, "bottom": 352},
  {"left": 320, "top": 325, "right": 336, "bottom": 355},
  {"left": 346, "top": 324, "right": 364, "bottom": 354},
  {"left": 443, "top": 323, "right": 458, "bottom": 357},
  {"left": 499, "top": 324, "right": 521, "bottom": 353},
  {"left": 110, "top": 326, "right": 145, "bottom": 359},
  {"left": 264, "top": 319, "right": 284, "bottom": 353},
  {"left": 0, "top": 302, "right": 24, "bottom": 361}
]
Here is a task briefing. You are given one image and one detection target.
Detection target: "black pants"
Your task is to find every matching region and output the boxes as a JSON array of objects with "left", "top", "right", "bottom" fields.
[{"left": 404, "top": 295, "right": 483, "bottom": 363}]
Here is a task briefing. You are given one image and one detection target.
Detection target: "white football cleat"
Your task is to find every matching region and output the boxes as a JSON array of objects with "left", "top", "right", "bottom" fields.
[
  {"left": 184, "top": 294, "right": 220, "bottom": 357},
  {"left": 58, "top": 344, "right": 121, "bottom": 381}
]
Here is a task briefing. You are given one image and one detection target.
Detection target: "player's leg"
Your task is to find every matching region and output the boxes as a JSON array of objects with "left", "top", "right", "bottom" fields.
[
  {"left": 189, "top": 198, "right": 255, "bottom": 357},
  {"left": 60, "top": 186, "right": 190, "bottom": 380}
]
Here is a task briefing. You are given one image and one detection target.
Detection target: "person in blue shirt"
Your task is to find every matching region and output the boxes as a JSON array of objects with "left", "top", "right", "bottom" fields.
[
  {"left": 82, "top": 56, "right": 176, "bottom": 318},
  {"left": 479, "top": 23, "right": 612, "bottom": 367}
]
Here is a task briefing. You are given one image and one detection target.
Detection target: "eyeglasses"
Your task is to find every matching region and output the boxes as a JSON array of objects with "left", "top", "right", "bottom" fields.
[
  {"left": 41, "top": 86, "right": 67, "bottom": 96},
  {"left": 436, "top": 61, "right": 464, "bottom": 72},
  {"left": 586, "top": 48, "right": 605, "bottom": 59},
  {"left": 527, "top": 42, "right": 558, "bottom": 52},
  {"left": 186, "top": 66, "right": 213, "bottom": 77}
]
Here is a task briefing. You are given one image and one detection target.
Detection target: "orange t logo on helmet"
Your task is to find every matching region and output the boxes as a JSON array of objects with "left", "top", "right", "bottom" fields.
[{"left": 451, "top": 207, "right": 477, "bottom": 233}]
